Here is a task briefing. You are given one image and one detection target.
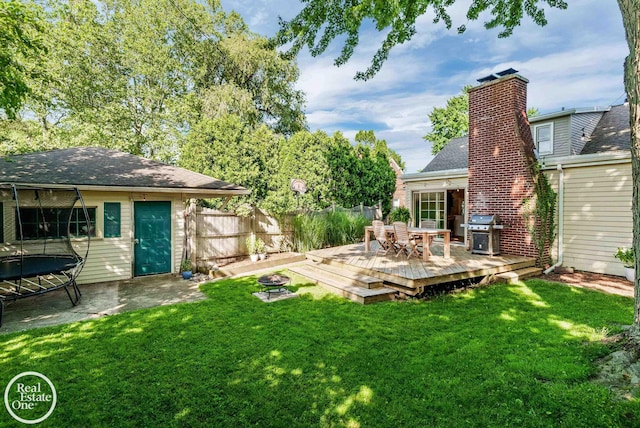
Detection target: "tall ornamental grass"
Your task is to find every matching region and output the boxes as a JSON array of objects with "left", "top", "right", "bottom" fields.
[{"left": 292, "top": 210, "right": 369, "bottom": 252}]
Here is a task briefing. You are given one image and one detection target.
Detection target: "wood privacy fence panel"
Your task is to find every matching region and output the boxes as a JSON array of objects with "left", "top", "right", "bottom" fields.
[{"left": 193, "top": 207, "right": 293, "bottom": 266}]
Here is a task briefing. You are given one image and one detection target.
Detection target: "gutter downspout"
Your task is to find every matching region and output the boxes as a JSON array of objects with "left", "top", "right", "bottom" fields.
[{"left": 544, "top": 163, "right": 564, "bottom": 274}]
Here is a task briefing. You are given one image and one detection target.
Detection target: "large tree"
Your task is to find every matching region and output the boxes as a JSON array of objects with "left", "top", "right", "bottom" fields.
[
  {"left": 179, "top": 114, "right": 280, "bottom": 208},
  {"left": 4, "top": 0, "right": 305, "bottom": 160},
  {"left": 278, "top": 0, "right": 640, "bottom": 333},
  {"left": 424, "top": 87, "right": 538, "bottom": 155},
  {"left": 0, "top": 1, "right": 48, "bottom": 119},
  {"left": 424, "top": 86, "right": 470, "bottom": 155}
]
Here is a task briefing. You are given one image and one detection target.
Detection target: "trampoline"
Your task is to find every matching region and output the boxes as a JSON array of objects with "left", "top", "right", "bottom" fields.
[{"left": 0, "top": 184, "right": 91, "bottom": 326}]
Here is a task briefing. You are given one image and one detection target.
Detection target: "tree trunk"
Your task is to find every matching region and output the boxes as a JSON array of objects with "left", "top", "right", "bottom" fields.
[{"left": 618, "top": 1, "right": 640, "bottom": 335}]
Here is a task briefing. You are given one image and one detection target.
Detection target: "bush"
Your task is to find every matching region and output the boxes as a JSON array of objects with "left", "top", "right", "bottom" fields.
[
  {"left": 292, "top": 210, "right": 370, "bottom": 252},
  {"left": 246, "top": 235, "right": 265, "bottom": 255},
  {"left": 614, "top": 247, "right": 635, "bottom": 268},
  {"left": 389, "top": 207, "right": 411, "bottom": 224},
  {"left": 180, "top": 258, "right": 193, "bottom": 272}
]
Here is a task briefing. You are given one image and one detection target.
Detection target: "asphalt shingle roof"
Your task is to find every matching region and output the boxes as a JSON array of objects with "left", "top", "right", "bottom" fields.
[
  {"left": 580, "top": 104, "right": 631, "bottom": 154},
  {"left": 0, "top": 147, "right": 248, "bottom": 194},
  {"left": 421, "top": 103, "right": 631, "bottom": 173},
  {"left": 421, "top": 136, "right": 468, "bottom": 172}
]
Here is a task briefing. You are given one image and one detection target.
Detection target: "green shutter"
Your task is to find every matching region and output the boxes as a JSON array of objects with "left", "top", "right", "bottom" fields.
[
  {"left": 104, "top": 202, "right": 121, "bottom": 238},
  {"left": 0, "top": 202, "right": 3, "bottom": 242}
]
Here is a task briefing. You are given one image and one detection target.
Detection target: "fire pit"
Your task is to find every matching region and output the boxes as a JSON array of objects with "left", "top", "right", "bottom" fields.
[{"left": 257, "top": 274, "right": 291, "bottom": 298}]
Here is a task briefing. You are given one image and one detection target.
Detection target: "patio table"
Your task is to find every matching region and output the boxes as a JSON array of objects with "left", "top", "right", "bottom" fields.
[{"left": 364, "top": 225, "right": 450, "bottom": 261}]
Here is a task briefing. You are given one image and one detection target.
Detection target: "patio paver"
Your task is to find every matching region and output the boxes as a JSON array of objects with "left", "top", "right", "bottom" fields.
[{"left": 0, "top": 275, "right": 205, "bottom": 334}]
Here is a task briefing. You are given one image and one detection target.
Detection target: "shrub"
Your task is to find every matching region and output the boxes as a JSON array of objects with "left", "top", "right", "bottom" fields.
[
  {"left": 614, "top": 247, "right": 634, "bottom": 268},
  {"left": 389, "top": 207, "right": 411, "bottom": 224},
  {"left": 180, "top": 258, "right": 193, "bottom": 272},
  {"left": 292, "top": 210, "right": 369, "bottom": 252},
  {"left": 246, "top": 235, "right": 263, "bottom": 255}
]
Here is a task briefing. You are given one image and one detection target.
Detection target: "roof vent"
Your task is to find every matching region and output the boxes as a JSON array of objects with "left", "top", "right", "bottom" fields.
[{"left": 477, "top": 68, "right": 518, "bottom": 83}]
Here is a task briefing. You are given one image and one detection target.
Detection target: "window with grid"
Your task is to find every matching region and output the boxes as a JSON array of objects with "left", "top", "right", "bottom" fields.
[
  {"left": 414, "top": 192, "right": 445, "bottom": 229},
  {"left": 16, "top": 207, "right": 96, "bottom": 240}
]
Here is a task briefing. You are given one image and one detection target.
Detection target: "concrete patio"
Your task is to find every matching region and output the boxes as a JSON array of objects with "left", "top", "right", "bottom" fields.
[
  {"left": 0, "top": 253, "right": 306, "bottom": 334},
  {"left": 0, "top": 274, "right": 206, "bottom": 334}
]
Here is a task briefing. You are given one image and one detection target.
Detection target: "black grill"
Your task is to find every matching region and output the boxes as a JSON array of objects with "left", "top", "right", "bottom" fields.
[{"left": 468, "top": 214, "right": 502, "bottom": 255}]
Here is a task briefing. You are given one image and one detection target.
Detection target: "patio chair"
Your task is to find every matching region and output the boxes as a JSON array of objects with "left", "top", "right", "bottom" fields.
[
  {"left": 420, "top": 220, "right": 436, "bottom": 229},
  {"left": 393, "top": 222, "right": 421, "bottom": 259},
  {"left": 372, "top": 220, "right": 396, "bottom": 255}
]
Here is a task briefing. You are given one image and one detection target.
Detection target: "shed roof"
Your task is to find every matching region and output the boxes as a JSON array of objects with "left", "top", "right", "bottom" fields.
[{"left": 0, "top": 147, "right": 250, "bottom": 196}]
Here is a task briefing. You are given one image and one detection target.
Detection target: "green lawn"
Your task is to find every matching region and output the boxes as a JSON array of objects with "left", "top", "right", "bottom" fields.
[{"left": 1, "top": 275, "right": 638, "bottom": 427}]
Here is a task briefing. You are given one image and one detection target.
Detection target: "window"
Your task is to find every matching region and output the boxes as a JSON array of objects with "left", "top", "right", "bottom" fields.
[
  {"left": 413, "top": 191, "right": 446, "bottom": 229},
  {"left": 104, "top": 202, "right": 121, "bottom": 238},
  {"left": 17, "top": 207, "right": 96, "bottom": 240},
  {"left": 534, "top": 123, "right": 554, "bottom": 155}
]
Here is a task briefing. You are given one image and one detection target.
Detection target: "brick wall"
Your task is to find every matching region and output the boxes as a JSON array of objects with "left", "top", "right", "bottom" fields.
[{"left": 468, "top": 75, "right": 539, "bottom": 259}]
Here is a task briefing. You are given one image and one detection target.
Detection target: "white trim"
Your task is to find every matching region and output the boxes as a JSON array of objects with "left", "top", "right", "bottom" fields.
[
  {"left": 541, "top": 151, "right": 631, "bottom": 169},
  {"left": 533, "top": 122, "right": 554, "bottom": 155},
  {"left": 402, "top": 168, "right": 468, "bottom": 182},
  {"left": 528, "top": 106, "right": 610, "bottom": 123}
]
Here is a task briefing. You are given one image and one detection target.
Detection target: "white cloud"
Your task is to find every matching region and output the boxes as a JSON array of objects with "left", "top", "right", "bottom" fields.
[{"left": 219, "top": 0, "right": 627, "bottom": 174}]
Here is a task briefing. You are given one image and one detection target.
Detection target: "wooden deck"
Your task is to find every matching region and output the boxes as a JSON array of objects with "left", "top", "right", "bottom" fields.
[{"left": 305, "top": 242, "right": 536, "bottom": 295}]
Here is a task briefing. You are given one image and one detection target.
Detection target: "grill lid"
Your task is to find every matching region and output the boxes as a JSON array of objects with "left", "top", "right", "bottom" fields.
[{"left": 469, "top": 214, "right": 500, "bottom": 225}]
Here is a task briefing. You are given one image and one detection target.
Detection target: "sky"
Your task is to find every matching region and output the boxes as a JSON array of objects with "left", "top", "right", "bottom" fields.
[{"left": 218, "top": 0, "right": 628, "bottom": 173}]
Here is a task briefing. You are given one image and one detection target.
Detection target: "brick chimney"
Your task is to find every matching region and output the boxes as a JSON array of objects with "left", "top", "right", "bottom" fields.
[{"left": 467, "top": 73, "right": 539, "bottom": 259}]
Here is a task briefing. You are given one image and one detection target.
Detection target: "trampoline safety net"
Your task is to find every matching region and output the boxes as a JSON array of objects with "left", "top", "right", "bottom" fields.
[{"left": 0, "top": 184, "right": 91, "bottom": 326}]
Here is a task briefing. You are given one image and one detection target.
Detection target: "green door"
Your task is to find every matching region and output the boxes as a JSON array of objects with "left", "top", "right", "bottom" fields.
[{"left": 134, "top": 201, "right": 172, "bottom": 276}]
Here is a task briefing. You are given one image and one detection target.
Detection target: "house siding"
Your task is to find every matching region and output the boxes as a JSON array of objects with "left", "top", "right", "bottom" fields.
[
  {"left": 74, "top": 192, "right": 133, "bottom": 284},
  {"left": 552, "top": 116, "right": 571, "bottom": 157},
  {"left": 545, "top": 162, "right": 632, "bottom": 276},
  {"left": 404, "top": 177, "right": 468, "bottom": 208},
  {"left": 78, "top": 192, "right": 186, "bottom": 284}
]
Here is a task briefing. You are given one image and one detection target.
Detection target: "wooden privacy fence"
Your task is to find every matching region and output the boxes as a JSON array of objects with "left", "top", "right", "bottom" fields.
[
  {"left": 189, "top": 206, "right": 293, "bottom": 267},
  {"left": 188, "top": 203, "right": 381, "bottom": 268}
]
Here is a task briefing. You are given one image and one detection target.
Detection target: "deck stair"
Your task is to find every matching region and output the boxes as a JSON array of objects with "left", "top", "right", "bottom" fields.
[
  {"left": 288, "top": 260, "right": 396, "bottom": 304},
  {"left": 495, "top": 266, "right": 542, "bottom": 284}
]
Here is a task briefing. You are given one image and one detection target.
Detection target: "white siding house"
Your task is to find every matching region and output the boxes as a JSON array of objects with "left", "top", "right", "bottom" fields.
[
  {"left": 544, "top": 152, "right": 632, "bottom": 276},
  {"left": 401, "top": 100, "right": 631, "bottom": 277}
]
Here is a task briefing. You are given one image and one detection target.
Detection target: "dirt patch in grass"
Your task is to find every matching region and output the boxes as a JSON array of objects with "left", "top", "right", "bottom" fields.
[
  {"left": 540, "top": 270, "right": 640, "bottom": 400},
  {"left": 541, "top": 270, "right": 638, "bottom": 399},
  {"left": 543, "top": 270, "right": 633, "bottom": 298}
]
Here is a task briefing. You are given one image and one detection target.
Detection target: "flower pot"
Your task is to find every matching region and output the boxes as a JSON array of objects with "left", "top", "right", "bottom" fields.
[
  {"left": 259, "top": 253, "right": 266, "bottom": 261},
  {"left": 625, "top": 267, "right": 635, "bottom": 282},
  {"left": 182, "top": 271, "right": 193, "bottom": 280},
  {"left": 250, "top": 254, "right": 259, "bottom": 262}
]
